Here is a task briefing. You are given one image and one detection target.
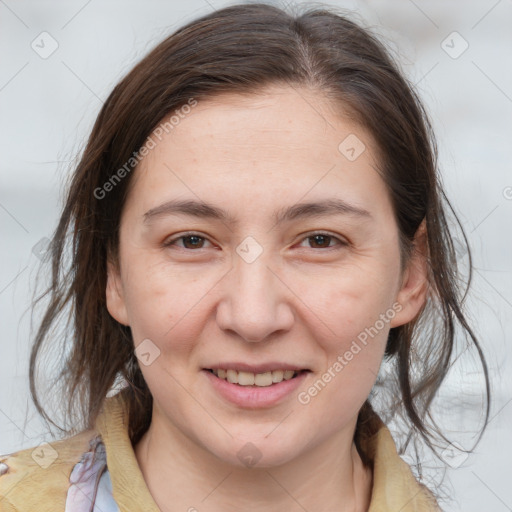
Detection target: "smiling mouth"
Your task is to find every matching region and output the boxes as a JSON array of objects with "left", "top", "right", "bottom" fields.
[{"left": 205, "top": 368, "right": 310, "bottom": 387}]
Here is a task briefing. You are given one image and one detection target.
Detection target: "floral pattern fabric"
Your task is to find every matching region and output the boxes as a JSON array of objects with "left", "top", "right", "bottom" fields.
[{"left": 65, "top": 435, "right": 119, "bottom": 512}]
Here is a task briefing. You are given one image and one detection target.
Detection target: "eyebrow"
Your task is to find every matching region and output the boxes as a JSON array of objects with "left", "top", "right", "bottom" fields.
[{"left": 142, "top": 198, "right": 372, "bottom": 226}]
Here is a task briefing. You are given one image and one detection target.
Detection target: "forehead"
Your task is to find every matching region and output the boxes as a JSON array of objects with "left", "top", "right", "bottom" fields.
[
  {"left": 158, "top": 86, "right": 362, "bottom": 157},
  {"left": 124, "top": 85, "right": 390, "bottom": 220}
]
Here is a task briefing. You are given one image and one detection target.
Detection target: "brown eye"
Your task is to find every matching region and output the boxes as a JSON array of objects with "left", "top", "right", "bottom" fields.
[
  {"left": 308, "top": 234, "right": 332, "bottom": 248},
  {"left": 181, "top": 235, "right": 205, "bottom": 249},
  {"left": 164, "top": 233, "right": 212, "bottom": 249},
  {"left": 299, "top": 232, "right": 346, "bottom": 249}
]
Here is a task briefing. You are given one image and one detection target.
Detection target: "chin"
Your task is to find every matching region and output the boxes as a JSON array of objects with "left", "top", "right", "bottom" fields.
[{"left": 206, "top": 432, "right": 305, "bottom": 469}]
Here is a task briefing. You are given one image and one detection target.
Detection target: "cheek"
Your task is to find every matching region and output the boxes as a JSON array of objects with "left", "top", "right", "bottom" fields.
[
  {"left": 288, "top": 261, "right": 398, "bottom": 405},
  {"left": 314, "top": 284, "right": 392, "bottom": 378},
  {"left": 294, "top": 279, "right": 393, "bottom": 432},
  {"left": 284, "top": 255, "right": 400, "bottom": 342},
  {"left": 120, "top": 253, "right": 218, "bottom": 353},
  {"left": 120, "top": 229, "right": 401, "bottom": 360}
]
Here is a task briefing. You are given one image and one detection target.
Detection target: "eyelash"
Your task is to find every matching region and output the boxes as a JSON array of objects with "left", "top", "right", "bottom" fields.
[{"left": 162, "top": 231, "right": 348, "bottom": 251}]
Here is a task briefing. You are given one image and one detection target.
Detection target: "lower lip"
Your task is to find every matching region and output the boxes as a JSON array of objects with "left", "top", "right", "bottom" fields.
[{"left": 202, "top": 369, "right": 309, "bottom": 409}]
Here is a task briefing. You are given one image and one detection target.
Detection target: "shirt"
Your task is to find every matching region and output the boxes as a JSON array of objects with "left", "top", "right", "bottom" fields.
[{"left": 0, "top": 392, "right": 440, "bottom": 511}]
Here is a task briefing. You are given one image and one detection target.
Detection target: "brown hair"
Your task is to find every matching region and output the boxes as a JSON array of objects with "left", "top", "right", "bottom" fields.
[{"left": 30, "top": 0, "right": 490, "bottom": 488}]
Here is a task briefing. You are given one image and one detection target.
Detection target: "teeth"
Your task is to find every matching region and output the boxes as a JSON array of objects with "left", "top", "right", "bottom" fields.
[
  {"left": 226, "top": 369, "right": 238, "bottom": 384},
  {"left": 283, "top": 370, "right": 295, "bottom": 380},
  {"left": 272, "top": 370, "right": 284, "bottom": 382},
  {"left": 254, "top": 372, "right": 272, "bottom": 386},
  {"left": 211, "top": 368, "right": 300, "bottom": 386},
  {"left": 238, "top": 371, "right": 255, "bottom": 386}
]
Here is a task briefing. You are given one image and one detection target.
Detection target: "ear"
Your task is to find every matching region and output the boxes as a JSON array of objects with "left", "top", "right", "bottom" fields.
[
  {"left": 390, "top": 220, "right": 429, "bottom": 328},
  {"left": 106, "top": 258, "right": 130, "bottom": 326}
]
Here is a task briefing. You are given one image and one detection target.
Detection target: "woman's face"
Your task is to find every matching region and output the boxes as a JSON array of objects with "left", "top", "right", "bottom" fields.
[{"left": 106, "top": 85, "right": 426, "bottom": 467}]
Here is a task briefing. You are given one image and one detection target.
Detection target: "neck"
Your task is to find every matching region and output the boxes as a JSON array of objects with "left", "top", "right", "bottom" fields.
[{"left": 134, "top": 411, "right": 373, "bottom": 512}]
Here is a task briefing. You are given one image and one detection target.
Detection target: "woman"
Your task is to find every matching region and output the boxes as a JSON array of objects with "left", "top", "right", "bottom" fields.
[{"left": 0, "top": 3, "right": 489, "bottom": 511}]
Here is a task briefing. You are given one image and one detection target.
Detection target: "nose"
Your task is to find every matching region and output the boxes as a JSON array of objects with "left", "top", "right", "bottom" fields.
[{"left": 216, "top": 250, "right": 295, "bottom": 343}]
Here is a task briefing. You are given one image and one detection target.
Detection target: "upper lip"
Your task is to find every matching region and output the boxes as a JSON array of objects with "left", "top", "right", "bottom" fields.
[{"left": 203, "top": 362, "right": 310, "bottom": 373}]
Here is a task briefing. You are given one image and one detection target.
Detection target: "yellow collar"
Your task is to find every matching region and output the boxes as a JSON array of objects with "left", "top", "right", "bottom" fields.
[{"left": 96, "top": 392, "right": 440, "bottom": 511}]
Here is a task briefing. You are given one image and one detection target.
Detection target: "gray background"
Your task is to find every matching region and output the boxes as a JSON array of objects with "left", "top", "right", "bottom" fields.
[{"left": 1, "top": 0, "right": 511, "bottom": 510}]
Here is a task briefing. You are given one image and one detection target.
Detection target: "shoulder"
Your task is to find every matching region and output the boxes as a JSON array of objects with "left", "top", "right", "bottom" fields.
[
  {"left": 0, "top": 429, "right": 97, "bottom": 512},
  {"left": 369, "top": 426, "right": 441, "bottom": 511},
  {"left": 355, "top": 404, "right": 441, "bottom": 511}
]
